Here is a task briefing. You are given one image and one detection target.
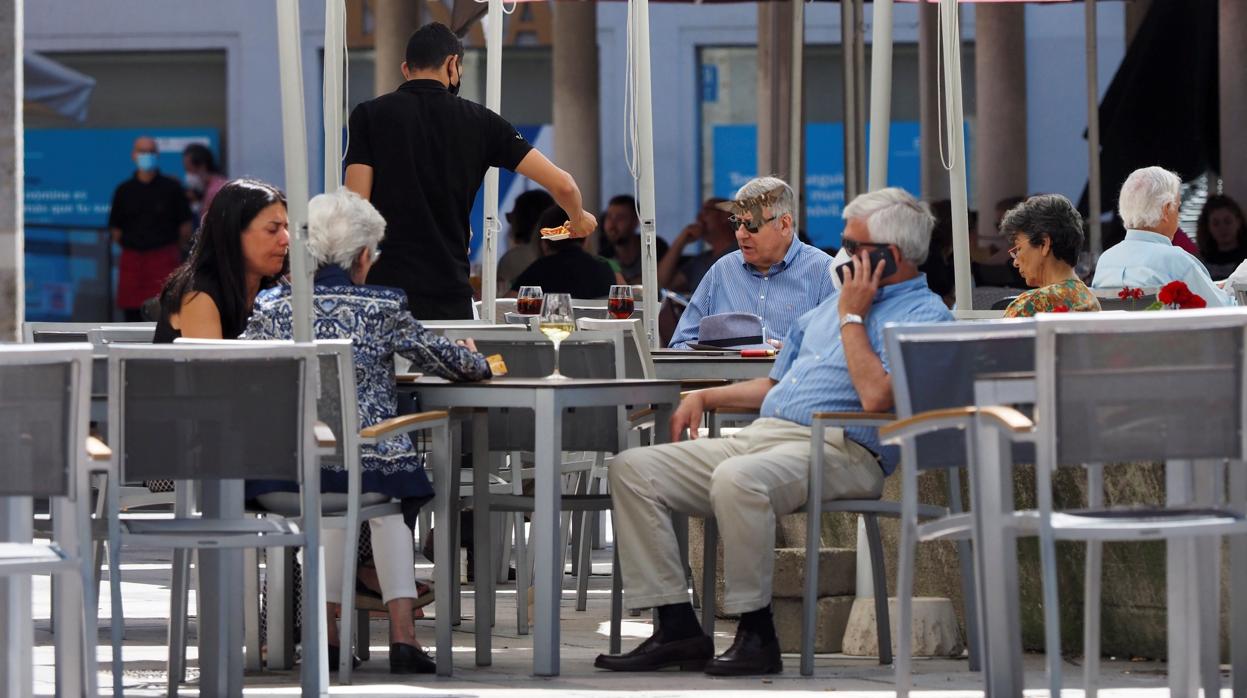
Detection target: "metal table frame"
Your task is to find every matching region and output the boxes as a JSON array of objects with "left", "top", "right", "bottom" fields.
[
  {"left": 410, "top": 377, "right": 681, "bottom": 677},
  {"left": 650, "top": 350, "right": 775, "bottom": 381}
]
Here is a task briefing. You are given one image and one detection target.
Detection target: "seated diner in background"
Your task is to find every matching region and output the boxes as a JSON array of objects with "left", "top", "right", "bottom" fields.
[
  {"left": 999, "top": 194, "right": 1101, "bottom": 317},
  {"left": 508, "top": 205, "right": 621, "bottom": 299},
  {"left": 668, "top": 176, "right": 833, "bottom": 349},
  {"left": 1091, "top": 166, "right": 1233, "bottom": 307},
  {"left": 153, "top": 178, "right": 290, "bottom": 343},
  {"left": 243, "top": 188, "right": 492, "bottom": 674}
]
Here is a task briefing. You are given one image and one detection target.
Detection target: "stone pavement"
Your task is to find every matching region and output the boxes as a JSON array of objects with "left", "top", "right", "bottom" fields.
[{"left": 28, "top": 542, "right": 1214, "bottom": 696}]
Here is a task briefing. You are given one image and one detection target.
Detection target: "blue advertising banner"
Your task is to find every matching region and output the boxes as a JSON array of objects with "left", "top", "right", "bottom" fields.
[
  {"left": 24, "top": 127, "right": 219, "bottom": 320},
  {"left": 712, "top": 121, "right": 947, "bottom": 249},
  {"left": 469, "top": 124, "right": 545, "bottom": 265}
]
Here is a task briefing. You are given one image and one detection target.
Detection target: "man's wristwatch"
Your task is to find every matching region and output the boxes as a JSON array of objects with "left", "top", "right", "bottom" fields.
[{"left": 840, "top": 313, "right": 865, "bottom": 329}]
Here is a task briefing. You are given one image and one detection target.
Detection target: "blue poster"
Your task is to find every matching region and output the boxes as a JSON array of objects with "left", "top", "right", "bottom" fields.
[
  {"left": 468, "top": 124, "right": 544, "bottom": 265},
  {"left": 712, "top": 121, "right": 942, "bottom": 249},
  {"left": 24, "top": 127, "right": 219, "bottom": 320}
]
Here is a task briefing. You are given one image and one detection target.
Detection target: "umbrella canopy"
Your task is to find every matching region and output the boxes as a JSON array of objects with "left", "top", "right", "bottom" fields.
[{"left": 24, "top": 52, "right": 96, "bottom": 122}]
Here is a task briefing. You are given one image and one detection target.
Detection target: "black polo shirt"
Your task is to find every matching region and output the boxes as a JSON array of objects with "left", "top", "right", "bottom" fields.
[
  {"left": 345, "top": 79, "right": 533, "bottom": 316},
  {"left": 107, "top": 170, "right": 192, "bottom": 250},
  {"left": 511, "top": 245, "right": 618, "bottom": 299}
]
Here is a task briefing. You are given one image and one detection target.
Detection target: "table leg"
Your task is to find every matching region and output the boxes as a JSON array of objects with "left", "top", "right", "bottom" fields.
[
  {"left": 198, "top": 480, "right": 244, "bottom": 697},
  {"left": 972, "top": 417, "right": 1020, "bottom": 697},
  {"left": 432, "top": 421, "right": 455, "bottom": 676},
  {"left": 532, "top": 390, "right": 563, "bottom": 676},
  {"left": 0, "top": 498, "right": 34, "bottom": 697},
  {"left": 1165, "top": 459, "right": 1199, "bottom": 698},
  {"left": 472, "top": 410, "right": 493, "bottom": 666}
]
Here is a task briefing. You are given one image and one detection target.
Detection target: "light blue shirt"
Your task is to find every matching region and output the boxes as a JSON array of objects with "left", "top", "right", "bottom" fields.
[
  {"left": 1091, "top": 229, "right": 1233, "bottom": 306},
  {"left": 759, "top": 275, "right": 954, "bottom": 474},
  {"left": 669, "top": 236, "right": 834, "bottom": 348}
]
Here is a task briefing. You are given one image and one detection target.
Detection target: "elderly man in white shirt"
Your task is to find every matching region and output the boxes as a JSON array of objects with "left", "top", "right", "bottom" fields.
[{"left": 1092, "top": 166, "right": 1233, "bottom": 306}]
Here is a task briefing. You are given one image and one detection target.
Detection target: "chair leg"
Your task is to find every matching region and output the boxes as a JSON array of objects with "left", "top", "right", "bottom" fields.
[
  {"left": 1038, "top": 527, "right": 1064, "bottom": 698},
  {"left": 864, "top": 514, "right": 892, "bottom": 666},
  {"left": 356, "top": 608, "right": 371, "bottom": 661},
  {"left": 243, "top": 547, "right": 262, "bottom": 672},
  {"left": 1231, "top": 463, "right": 1247, "bottom": 698},
  {"left": 516, "top": 511, "right": 530, "bottom": 635},
  {"left": 1082, "top": 539, "right": 1103, "bottom": 698},
  {"left": 107, "top": 519, "right": 125, "bottom": 696},
  {"left": 701, "top": 517, "right": 717, "bottom": 636},
  {"left": 340, "top": 521, "right": 363, "bottom": 682},
  {"left": 895, "top": 512, "right": 917, "bottom": 696},
  {"left": 610, "top": 531, "right": 624, "bottom": 655}
]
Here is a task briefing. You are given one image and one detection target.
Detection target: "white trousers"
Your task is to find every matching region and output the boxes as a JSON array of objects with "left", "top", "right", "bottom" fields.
[
  {"left": 256, "top": 493, "right": 420, "bottom": 604},
  {"left": 609, "top": 417, "right": 884, "bottom": 614}
]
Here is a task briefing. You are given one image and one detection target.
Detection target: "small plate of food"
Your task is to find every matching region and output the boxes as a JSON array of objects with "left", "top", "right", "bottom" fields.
[{"left": 540, "top": 222, "right": 572, "bottom": 241}]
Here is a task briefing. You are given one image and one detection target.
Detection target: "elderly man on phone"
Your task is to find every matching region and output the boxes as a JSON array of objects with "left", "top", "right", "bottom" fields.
[{"left": 594, "top": 187, "right": 952, "bottom": 676}]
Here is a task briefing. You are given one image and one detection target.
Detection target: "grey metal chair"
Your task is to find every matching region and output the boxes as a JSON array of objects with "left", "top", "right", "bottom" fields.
[
  {"left": 0, "top": 343, "right": 102, "bottom": 698},
  {"left": 22, "top": 321, "right": 155, "bottom": 344},
  {"left": 1091, "top": 286, "right": 1159, "bottom": 311},
  {"left": 102, "top": 342, "right": 328, "bottom": 696}
]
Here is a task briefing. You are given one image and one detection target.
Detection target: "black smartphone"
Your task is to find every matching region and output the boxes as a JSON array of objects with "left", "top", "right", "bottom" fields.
[{"left": 836, "top": 246, "right": 898, "bottom": 283}]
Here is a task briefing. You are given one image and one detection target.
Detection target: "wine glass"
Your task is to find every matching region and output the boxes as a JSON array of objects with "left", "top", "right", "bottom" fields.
[
  {"left": 608, "top": 285, "right": 635, "bottom": 319},
  {"left": 517, "top": 286, "right": 544, "bottom": 316},
  {"left": 538, "top": 293, "right": 574, "bottom": 380}
]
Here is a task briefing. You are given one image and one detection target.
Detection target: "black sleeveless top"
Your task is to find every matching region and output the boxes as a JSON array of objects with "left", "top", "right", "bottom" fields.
[{"left": 153, "top": 274, "right": 242, "bottom": 343}]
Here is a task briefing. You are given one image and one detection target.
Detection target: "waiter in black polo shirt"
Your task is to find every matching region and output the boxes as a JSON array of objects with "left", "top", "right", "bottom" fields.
[
  {"left": 108, "top": 135, "right": 193, "bottom": 321},
  {"left": 345, "top": 22, "right": 597, "bottom": 320}
]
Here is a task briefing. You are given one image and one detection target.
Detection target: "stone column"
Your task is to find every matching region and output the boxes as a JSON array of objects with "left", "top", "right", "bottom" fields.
[
  {"left": 0, "top": 0, "right": 21, "bottom": 340},
  {"left": 757, "top": 1, "right": 794, "bottom": 179},
  {"left": 918, "top": 0, "right": 948, "bottom": 201},
  {"left": 373, "top": 0, "right": 423, "bottom": 96},
  {"left": 1221, "top": 0, "right": 1247, "bottom": 205},
  {"left": 552, "top": 1, "right": 600, "bottom": 215},
  {"left": 973, "top": 3, "right": 1027, "bottom": 237}
]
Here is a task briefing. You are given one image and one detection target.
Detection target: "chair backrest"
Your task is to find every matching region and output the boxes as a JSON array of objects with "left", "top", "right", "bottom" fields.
[
  {"left": 313, "top": 340, "right": 357, "bottom": 474},
  {"left": 1231, "top": 281, "right": 1247, "bottom": 307},
  {"left": 0, "top": 344, "right": 91, "bottom": 499},
  {"left": 886, "top": 318, "right": 1037, "bottom": 470},
  {"left": 108, "top": 343, "right": 317, "bottom": 484},
  {"left": 23, "top": 321, "right": 155, "bottom": 344},
  {"left": 469, "top": 330, "right": 628, "bottom": 452},
  {"left": 87, "top": 326, "right": 155, "bottom": 348},
  {"left": 577, "top": 317, "right": 655, "bottom": 379},
  {"left": 1035, "top": 309, "right": 1247, "bottom": 466},
  {"left": 973, "top": 286, "right": 1021, "bottom": 313},
  {"left": 1092, "top": 287, "right": 1160, "bottom": 311}
]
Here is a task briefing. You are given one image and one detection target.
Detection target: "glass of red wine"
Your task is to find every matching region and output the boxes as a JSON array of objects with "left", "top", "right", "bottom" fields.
[
  {"left": 608, "top": 285, "right": 635, "bottom": 319},
  {"left": 517, "top": 286, "right": 544, "bottom": 315}
]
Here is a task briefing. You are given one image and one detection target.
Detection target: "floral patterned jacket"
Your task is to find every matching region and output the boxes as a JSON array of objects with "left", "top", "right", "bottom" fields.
[{"left": 243, "top": 265, "right": 491, "bottom": 502}]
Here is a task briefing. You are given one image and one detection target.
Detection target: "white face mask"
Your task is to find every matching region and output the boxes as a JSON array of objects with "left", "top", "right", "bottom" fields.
[{"left": 829, "top": 247, "right": 852, "bottom": 291}]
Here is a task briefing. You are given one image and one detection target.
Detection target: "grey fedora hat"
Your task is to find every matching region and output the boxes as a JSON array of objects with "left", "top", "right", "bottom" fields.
[{"left": 688, "top": 312, "right": 773, "bottom": 351}]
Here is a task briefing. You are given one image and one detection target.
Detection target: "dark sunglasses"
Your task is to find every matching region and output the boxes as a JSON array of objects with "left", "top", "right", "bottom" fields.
[
  {"left": 729, "top": 214, "right": 779, "bottom": 234},
  {"left": 840, "top": 239, "right": 890, "bottom": 256}
]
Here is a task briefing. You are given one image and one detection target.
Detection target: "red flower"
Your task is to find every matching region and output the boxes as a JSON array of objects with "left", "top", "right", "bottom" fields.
[
  {"left": 1117, "top": 287, "right": 1144, "bottom": 300},
  {"left": 1048, "top": 305, "right": 1070, "bottom": 313},
  {"left": 1156, "top": 280, "right": 1205, "bottom": 309}
]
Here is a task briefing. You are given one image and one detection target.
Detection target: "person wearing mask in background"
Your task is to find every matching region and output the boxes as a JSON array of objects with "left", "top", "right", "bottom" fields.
[
  {"left": 109, "top": 135, "right": 194, "bottom": 321},
  {"left": 658, "top": 197, "right": 738, "bottom": 295},
  {"left": 345, "top": 22, "right": 596, "bottom": 320},
  {"left": 668, "top": 177, "right": 833, "bottom": 349},
  {"left": 182, "top": 142, "right": 228, "bottom": 226},
  {"left": 600, "top": 194, "right": 669, "bottom": 284},
  {"left": 1092, "top": 166, "right": 1232, "bottom": 306},
  {"left": 496, "top": 189, "right": 554, "bottom": 295},
  {"left": 509, "top": 205, "right": 618, "bottom": 299},
  {"left": 1195, "top": 194, "right": 1247, "bottom": 279}
]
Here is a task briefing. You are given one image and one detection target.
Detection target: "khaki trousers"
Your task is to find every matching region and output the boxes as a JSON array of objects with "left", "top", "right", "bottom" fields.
[{"left": 609, "top": 417, "right": 884, "bottom": 614}]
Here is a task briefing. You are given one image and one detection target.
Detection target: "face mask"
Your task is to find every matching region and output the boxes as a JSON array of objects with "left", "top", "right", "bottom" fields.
[
  {"left": 447, "top": 58, "right": 461, "bottom": 96},
  {"left": 829, "top": 247, "right": 852, "bottom": 291},
  {"left": 135, "top": 152, "right": 158, "bottom": 172},
  {"left": 184, "top": 172, "right": 204, "bottom": 192},
  {"left": 448, "top": 80, "right": 461, "bottom": 96}
]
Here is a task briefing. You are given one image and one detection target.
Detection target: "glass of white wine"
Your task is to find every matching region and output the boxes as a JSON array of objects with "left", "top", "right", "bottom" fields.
[{"left": 538, "top": 293, "right": 574, "bottom": 380}]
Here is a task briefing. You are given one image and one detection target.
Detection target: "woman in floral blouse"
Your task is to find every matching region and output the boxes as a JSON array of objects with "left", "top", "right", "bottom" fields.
[
  {"left": 245, "top": 189, "right": 491, "bottom": 673},
  {"left": 1000, "top": 194, "right": 1102, "bottom": 317}
]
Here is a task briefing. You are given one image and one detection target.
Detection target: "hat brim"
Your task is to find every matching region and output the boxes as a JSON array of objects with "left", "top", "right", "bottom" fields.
[{"left": 688, "top": 341, "right": 775, "bottom": 352}]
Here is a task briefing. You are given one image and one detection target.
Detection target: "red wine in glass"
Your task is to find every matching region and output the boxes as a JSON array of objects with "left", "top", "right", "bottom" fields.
[
  {"left": 517, "top": 297, "right": 543, "bottom": 315},
  {"left": 608, "top": 297, "right": 635, "bottom": 319}
]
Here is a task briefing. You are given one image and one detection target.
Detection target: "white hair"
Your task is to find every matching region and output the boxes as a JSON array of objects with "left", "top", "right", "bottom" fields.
[
  {"left": 841, "top": 187, "right": 934, "bottom": 264},
  {"left": 1118, "top": 166, "right": 1181, "bottom": 229},
  {"left": 306, "top": 189, "right": 386, "bottom": 270},
  {"left": 734, "top": 176, "right": 796, "bottom": 221}
]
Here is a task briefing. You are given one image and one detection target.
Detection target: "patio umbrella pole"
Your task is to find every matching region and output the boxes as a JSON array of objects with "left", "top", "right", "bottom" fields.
[
  {"left": 789, "top": 0, "right": 804, "bottom": 221},
  {"left": 277, "top": 0, "right": 313, "bottom": 344},
  {"left": 940, "top": 0, "right": 972, "bottom": 313},
  {"left": 1086, "top": 0, "right": 1102, "bottom": 259},
  {"left": 632, "top": 0, "right": 660, "bottom": 347},
  {"left": 481, "top": 0, "right": 504, "bottom": 323},
  {"left": 867, "top": 0, "right": 893, "bottom": 190},
  {"left": 323, "top": 0, "right": 344, "bottom": 193}
]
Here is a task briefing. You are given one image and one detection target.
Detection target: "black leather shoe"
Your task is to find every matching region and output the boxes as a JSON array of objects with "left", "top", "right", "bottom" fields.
[
  {"left": 703, "top": 628, "right": 782, "bottom": 676},
  {"left": 594, "top": 634, "right": 714, "bottom": 672},
  {"left": 326, "top": 643, "right": 361, "bottom": 671},
  {"left": 390, "top": 642, "right": 436, "bottom": 674}
]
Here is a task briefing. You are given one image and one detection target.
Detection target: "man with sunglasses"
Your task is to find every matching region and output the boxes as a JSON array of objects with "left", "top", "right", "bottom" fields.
[
  {"left": 596, "top": 187, "right": 952, "bottom": 676},
  {"left": 668, "top": 177, "right": 834, "bottom": 349}
]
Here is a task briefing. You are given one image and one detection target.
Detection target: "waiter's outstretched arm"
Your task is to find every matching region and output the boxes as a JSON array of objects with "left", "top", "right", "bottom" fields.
[
  {"left": 344, "top": 164, "right": 374, "bottom": 201},
  {"left": 515, "top": 150, "right": 597, "bottom": 238}
]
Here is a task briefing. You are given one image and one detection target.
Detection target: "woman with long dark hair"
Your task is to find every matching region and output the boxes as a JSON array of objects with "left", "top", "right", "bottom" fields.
[
  {"left": 1195, "top": 194, "right": 1247, "bottom": 279},
  {"left": 154, "top": 179, "right": 290, "bottom": 342}
]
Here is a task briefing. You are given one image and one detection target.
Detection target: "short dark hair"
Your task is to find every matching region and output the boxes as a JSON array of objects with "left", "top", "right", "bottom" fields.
[
  {"left": 999, "top": 194, "right": 1085, "bottom": 268},
  {"left": 608, "top": 194, "right": 636, "bottom": 210},
  {"left": 509, "top": 189, "right": 555, "bottom": 244},
  {"left": 182, "top": 143, "right": 219, "bottom": 174},
  {"left": 405, "top": 22, "right": 464, "bottom": 71}
]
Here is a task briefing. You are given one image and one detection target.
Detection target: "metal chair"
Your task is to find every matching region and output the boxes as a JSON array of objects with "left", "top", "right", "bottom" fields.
[
  {"left": 0, "top": 343, "right": 101, "bottom": 697},
  {"left": 1091, "top": 286, "right": 1160, "bottom": 311},
  {"left": 22, "top": 321, "right": 155, "bottom": 344},
  {"left": 102, "top": 342, "right": 328, "bottom": 696}
]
